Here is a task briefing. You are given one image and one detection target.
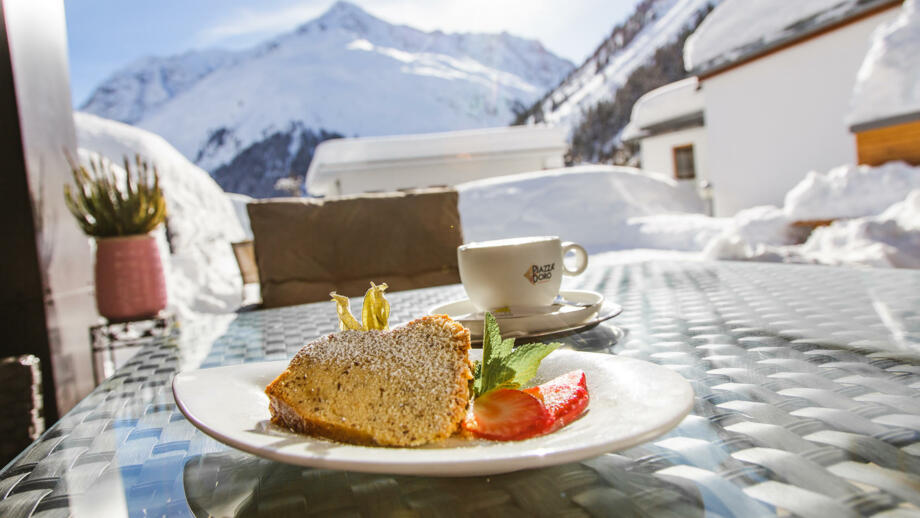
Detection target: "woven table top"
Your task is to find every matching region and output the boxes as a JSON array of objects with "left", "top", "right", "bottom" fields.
[{"left": 1, "top": 260, "right": 919, "bottom": 518}]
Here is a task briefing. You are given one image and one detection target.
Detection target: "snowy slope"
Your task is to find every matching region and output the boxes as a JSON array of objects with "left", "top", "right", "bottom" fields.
[
  {"left": 526, "top": 0, "right": 716, "bottom": 135},
  {"left": 81, "top": 50, "right": 238, "bottom": 125},
  {"left": 80, "top": 1, "right": 573, "bottom": 180}
]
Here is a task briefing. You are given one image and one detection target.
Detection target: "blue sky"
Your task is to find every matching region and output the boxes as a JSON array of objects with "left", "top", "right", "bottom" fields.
[{"left": 64, "top": 0, "right": 640, "bottom": 107}]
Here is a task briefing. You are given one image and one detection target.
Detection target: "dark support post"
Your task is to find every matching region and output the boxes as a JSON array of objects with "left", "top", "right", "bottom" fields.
[
  {"left": 0, "top": 1, "right": 59, "bottom": 422},
  {"left": 0, "top": 0, "right": 97, "bottom": 421}
]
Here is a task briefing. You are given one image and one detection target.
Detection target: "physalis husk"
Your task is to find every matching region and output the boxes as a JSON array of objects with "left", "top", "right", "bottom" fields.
[{"left": 330, "top": 282, "right": 390, "bottom": 331}]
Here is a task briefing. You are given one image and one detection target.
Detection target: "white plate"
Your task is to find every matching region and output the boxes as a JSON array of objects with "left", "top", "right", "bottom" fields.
[
  {"left": 429, "top": 290, "right": 620, "bottom": 339},
  {"left": 173, "top": 350, "right": 693, "bottom": 477}
]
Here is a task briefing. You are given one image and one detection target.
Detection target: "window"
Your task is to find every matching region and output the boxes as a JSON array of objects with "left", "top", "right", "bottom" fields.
[{"left": 672, "top": 145, "right": 696, "bottom": 180}]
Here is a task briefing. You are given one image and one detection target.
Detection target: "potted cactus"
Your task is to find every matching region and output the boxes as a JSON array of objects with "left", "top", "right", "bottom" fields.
[{"left": 65, "top": 154, "right": 168, "bottom": 322}]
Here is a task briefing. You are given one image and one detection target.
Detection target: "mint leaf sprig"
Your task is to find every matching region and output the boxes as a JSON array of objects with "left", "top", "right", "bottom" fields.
[{"left": 472, "top": 312, "right": 561, "bottom": 397}]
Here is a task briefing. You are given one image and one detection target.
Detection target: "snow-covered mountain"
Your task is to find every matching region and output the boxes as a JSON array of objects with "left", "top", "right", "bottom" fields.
[
  {"left": 81, "top": 50, "right": 239, "bottom": 125},
  {"left": 80, "top": 1, "right": 573, "bottom": 197},
  {"left": 521, "top": 0, "right": 718, "bottom": 138}
]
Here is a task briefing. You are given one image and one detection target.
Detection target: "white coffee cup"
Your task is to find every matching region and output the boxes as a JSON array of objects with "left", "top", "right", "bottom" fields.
[{"left": 457, "top": 236, "right": 588, "bottom": 311}]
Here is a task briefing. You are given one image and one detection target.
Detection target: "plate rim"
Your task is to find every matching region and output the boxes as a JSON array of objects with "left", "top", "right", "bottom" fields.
[
  {"left": 173, "top": 350, "right": 693, "bottom": 476},
  {"left": 429, "top": 289, "right": 606, "bottom": 322}
]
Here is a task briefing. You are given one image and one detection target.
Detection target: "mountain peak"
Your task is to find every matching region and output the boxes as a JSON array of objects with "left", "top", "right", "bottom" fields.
[
  {"left": 312, "top": 1, "right": 377, "bottom": 32},
  {"left": 323, "top": 1, "right": 367, "bottom": 16}
]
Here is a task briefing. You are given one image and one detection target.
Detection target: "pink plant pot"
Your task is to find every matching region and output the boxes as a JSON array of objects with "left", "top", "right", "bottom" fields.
[{"left": 95, "top": 234, "right": 167, "bottom": 322}]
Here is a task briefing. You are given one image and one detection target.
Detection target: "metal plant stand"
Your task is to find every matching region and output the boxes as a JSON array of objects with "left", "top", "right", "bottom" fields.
[{"left": 88, "top": 312, "right": 178, "bottom": 385}]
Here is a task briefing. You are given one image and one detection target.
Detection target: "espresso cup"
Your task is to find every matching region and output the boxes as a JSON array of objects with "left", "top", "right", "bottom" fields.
[{"left": 457, "top": 236, "right": 588, "bottom": 311}]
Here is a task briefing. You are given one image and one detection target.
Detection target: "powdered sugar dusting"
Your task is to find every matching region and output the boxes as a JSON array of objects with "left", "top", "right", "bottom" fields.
[{"left": 296, "top": 320, "right": 462, "bottom": 397}]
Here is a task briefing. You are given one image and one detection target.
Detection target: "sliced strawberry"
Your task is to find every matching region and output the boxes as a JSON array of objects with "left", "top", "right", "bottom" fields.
[
  {"left": 463, "top": 389, "right": 552, "bottom": 440},
  {"left": 524, "top": 370, "right": 589, "bottom": 432}
]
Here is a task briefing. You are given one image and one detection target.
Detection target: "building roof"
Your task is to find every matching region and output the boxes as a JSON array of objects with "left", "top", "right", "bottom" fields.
[
  {"left": 305, "top": 125, "right": 566, "bottom": 195},
  {"left": 621, "top": 77, "right": 704, "bottom": 142},
  {"left": 685, "top": 0, "right": 902, "bottom": 78}
]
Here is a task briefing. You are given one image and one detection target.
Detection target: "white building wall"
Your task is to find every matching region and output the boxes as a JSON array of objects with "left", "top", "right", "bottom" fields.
[
  {"left": 701, "top": 8, "right": 899, "bottom": 216},
  {"left": 640, "top": 126, "right": 708, "bottom": 181}
]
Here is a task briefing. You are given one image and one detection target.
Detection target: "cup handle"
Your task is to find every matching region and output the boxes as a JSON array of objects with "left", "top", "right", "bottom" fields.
[{"left": 560, "top": 242, "right": 588, "bottom": 276}]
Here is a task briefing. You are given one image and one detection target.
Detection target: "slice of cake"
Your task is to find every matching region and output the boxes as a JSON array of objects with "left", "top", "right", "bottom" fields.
[{"left": 265, "top": 314, "right": 472, "bottom": 447}]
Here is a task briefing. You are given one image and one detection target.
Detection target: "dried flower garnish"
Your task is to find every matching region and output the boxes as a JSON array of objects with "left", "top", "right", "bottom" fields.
[{"left": 330, "top": 282, "right": 390, "bottom": 331}]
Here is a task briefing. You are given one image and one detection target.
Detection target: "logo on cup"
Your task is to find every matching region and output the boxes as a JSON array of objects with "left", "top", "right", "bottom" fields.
[{"left": 524, "top": 263, "right": 555, "bottom": 285}]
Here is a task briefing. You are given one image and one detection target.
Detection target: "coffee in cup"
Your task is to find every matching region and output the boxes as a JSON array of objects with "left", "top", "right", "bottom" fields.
[{"left": 457, "top": 236, "right": 588, "bottom": 311}]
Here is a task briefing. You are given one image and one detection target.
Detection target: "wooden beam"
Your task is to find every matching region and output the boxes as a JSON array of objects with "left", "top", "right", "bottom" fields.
[{"left": 855, "top": 119, "right": 920, "bottom": 166}]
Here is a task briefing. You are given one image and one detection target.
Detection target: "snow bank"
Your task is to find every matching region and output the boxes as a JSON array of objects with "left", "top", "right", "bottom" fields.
[
  {"left": 226, "top": 193, "right": 254, "bottom": 241},
  {"left": 705, "top": 163, "right": 920, "bottom": 269},
  {"left": 799, "top": 190, "right": 920, "bottom": 268},
  {"left": 702, "top": 205, "right": 795, "bottom": 261},
  {"left": 74, "top": 112, "right": 246, "bottom": 318},
  {"left": 849, "top": 0, "right": 920, "bottom": 126},
  {"left": 457, "top": 165, "right": 706, "bottom": 252},
  {"left": 622, "top": 213, "right": 727, "bottom": 251},
  {"left": 685, "top": 0, "right": 865, "bottom": 72},
  {"left": 784, "top": 161, "right": 920, "bottom": 221}
]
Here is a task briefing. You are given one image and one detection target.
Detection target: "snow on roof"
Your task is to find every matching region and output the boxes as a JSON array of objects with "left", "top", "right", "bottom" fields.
[
  {"left": 622, "top": 77, "right": 703, "bottom": 141},
  {"left": 849, "top": 0, "right": 920, "bottom": 128},
  {"left": 619, "top": 121, "right": 643, "bottom": 143},
  {"left": 685, "top": 0, "right": 900, "bottom": 75},
  {"left": 305, "top": 125, "right": 566, "bottom": 194}
]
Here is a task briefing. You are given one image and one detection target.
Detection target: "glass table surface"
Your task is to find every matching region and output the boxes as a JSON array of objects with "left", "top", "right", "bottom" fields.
[{"left": 1, "top": 260, "right": 919, "bottom": 518}]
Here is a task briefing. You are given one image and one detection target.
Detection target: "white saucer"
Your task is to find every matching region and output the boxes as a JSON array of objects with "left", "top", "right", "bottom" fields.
[{"left": 429, "top": 290, "right": 620, "bottom": 340}]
